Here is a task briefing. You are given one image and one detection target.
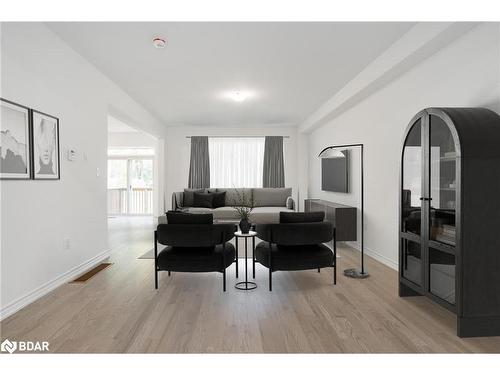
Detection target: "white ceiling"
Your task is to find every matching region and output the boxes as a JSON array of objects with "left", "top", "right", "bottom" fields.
[{"left": 47, "top": 22, "right": 414, "bottom": 127}]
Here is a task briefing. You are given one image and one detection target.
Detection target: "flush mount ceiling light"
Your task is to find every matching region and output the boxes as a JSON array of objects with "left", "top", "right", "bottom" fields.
[
  {"left": 152, "top": 37, "right": 167, "bottom": 49},
  {"left": 225, "top": 91, "right": 252, "bottom": 103}
]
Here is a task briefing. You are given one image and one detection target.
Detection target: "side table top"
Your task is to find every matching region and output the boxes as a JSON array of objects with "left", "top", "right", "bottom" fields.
[{"left": 234, "top": 230, "right": 257, "bottom": 237}]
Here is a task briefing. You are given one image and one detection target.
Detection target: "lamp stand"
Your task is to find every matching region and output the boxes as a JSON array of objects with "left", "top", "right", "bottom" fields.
[{"left": 318, "top": 143, "right": 369, "bottom": 279}]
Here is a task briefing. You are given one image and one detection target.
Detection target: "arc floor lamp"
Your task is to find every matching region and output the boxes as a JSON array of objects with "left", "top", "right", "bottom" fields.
[{"left": 318, "top": 143, "right": 369, "bottom": 279}]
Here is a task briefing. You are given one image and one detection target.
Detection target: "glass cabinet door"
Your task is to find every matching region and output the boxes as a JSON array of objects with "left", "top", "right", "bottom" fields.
[
  {"left": 428, "top": 114, "right": 457, "bottom": 305},
  {"left": 429, "top": 115, "right": 457, "bottom": 247},
  {"left": 401, "top": 119, "right": 423, "bottom": 286},
  {"left": 402, "top": 119, "right": 423, "bottom": 235}
]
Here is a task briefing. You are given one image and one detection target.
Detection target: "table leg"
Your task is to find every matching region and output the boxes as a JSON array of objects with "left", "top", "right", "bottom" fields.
[
  {"left": 234, "top": 235, "right": 257, "bottom": 291},
  {"left": 235, "top": 237, "right": 239, "bottom": 278},
  {"left": 244, "top": 237, "right": 248, "bottom": 284},
  {"left": 252, "top": 235, "right": 256, "bottom": 279}
]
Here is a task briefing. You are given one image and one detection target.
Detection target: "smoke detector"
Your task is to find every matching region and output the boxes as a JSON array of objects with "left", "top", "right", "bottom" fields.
[{"left": 152, "top": 37, "right": 167, "bottom": 49}]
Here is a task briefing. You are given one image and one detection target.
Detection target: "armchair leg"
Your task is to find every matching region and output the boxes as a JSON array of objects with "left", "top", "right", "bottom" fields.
[
  {"left": 168, "top": 271, "right": 171, "bottom": 277},
  {"left": 318, "top": 268, "right": 321, "bottom": 273},
  {"left": 269, "top": 269, "right": 272, "bottom": 291},
  {"left": 268, "top": 241, "right": 273, "bottom": 291},
  {"left": 154, "top": 231, "right": 158, "bottom": 290},
  {"left": 223, "top": 268, "right": 227, "bottom": 292},
  {"left": 333, "top": 256, "right": 337, "bottom": 286}
]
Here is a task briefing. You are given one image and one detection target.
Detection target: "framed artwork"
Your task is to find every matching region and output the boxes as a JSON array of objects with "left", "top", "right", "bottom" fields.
[
  {"left": 1, "top": 98, "right": 32, "bottom": 179},
  {"left": 32, "top": 110, "right": 60, "bottom": 180}
]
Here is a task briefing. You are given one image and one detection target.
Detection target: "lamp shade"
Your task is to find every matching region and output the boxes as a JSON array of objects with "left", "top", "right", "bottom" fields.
[{"left": 318, "top": 148, "right": 347, "bottom": 158}]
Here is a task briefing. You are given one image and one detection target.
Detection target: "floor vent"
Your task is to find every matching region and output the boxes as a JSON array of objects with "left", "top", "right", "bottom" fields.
[{"left": 70, "top": 263, "right": 113, "bottom": 283}]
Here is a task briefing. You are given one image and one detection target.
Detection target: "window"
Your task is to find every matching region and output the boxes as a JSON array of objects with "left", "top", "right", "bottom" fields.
[
  {"left": 108, "top": 147, "right": 155, "bottom": 157},
  {"left": 209, "top": 137, "right": 265, "bottom": 188}
]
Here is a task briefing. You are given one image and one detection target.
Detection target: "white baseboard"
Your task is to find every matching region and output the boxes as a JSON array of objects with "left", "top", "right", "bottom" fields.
[
  {"left": 346, "top": 242, "right": 398, "bottom": 271},
  {"left": 0, "top": 249, "right": 111, "bottom": 321}
]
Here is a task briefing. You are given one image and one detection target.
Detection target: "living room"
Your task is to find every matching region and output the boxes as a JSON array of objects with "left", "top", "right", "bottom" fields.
[{"left": 1, "top": 1, "right": 500, "bottom": 373}]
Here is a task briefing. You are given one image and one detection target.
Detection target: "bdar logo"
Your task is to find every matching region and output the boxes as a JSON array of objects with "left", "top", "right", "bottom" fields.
[{"left": 1, "top": 339, "right": 17, "bottom": 354}]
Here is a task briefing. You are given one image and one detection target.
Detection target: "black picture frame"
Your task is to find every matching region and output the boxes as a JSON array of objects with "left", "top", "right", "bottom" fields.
[
  {"left": 31, "top": 109, "right": 60, "bottom": 180},
  {"left": 0, "top": 98, "right": 33, "bottom": 180}
]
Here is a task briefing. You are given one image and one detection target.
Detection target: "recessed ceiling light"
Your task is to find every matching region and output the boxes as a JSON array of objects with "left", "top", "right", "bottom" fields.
[
  {"left": 226, "top": 91, "right": 251, "bottom": 102},
  {"left": 152, "top": 37, "right": 167, "bottom": 49}
]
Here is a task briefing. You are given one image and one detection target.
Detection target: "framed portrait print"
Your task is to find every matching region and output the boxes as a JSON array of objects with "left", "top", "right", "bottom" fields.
[
  {"left": 1, "top": 98, "right": 32, "bottom": 179},
  {"left": 32, "top": 110, "right": 60, "bottom": 180}
]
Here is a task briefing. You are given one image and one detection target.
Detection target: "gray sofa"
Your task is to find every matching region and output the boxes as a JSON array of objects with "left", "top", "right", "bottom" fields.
[{"left": 159, "top": 187, "right": 295, "bottom": 224}]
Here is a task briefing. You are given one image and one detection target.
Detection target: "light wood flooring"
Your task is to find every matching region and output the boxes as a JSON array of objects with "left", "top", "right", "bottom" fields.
[{"left": 1, "top": 216, "right": 499, "bottom": 353}]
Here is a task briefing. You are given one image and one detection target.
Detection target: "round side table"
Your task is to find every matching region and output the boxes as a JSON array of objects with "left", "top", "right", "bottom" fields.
[{"left": 234, "top": 230, "right": 257, "bottom": 290}]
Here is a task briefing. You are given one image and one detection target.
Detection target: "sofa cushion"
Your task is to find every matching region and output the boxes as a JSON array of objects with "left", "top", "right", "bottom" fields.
[
  {"left": 212, "top": 191, "right": 226, "bottom": 208},
  {"left": 253, "top": 188, "right": 291, "bottom": 207},
  {"left": 183, "top": 188, "right": 204, "bottom": 207},
  {"left": 280, "top": 211, "right": 324, "bottom": 223},
  {"left": 182, "top": 207, "right": 213, "bottom": 214},
  {"left": 212, "top": 206, "right": 240, "bottom": 220},
  {"left": 217, "top": 188, "right": 253, "bottom": 207},
  {"left": 249, "top": 207, "right": 293, "bottom": 224},
  {"left": 157, "top": 243, "right": 236, "bottom": 272},
  {"left": 166, "top": 211, "right": 213, "bottom": 224},
  {"left": 193, "top": 192, "right": 214, "bottom": 208},
  {"left": 255, "top": 242, "right": 333, "bottom": 271}
]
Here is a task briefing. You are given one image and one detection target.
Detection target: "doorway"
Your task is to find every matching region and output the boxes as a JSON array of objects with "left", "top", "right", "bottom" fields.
[{"left": 107, "top": 150, "right": 154, "bottom": 215}]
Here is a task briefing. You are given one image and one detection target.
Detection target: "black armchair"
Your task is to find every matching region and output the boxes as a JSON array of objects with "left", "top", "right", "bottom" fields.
[
  {"left": 154, "top": 223, "right": 236, "bottom": 291},
  {"left": 255, "top": 221, "right": 336, "bottom": 291}
]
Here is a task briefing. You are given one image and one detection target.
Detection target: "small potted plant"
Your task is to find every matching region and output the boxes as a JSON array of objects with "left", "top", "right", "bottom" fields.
[{"left": 231, "top": 189, "right": 255, "bottom": 234}]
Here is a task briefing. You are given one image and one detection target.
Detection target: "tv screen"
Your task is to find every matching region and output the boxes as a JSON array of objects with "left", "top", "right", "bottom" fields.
[{"left": 321, "top": 150, "right": 349, "bottom": 193}]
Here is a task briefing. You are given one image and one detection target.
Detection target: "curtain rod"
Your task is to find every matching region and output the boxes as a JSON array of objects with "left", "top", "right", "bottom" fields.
[{"left": 185, "top": 135, "right": 290, "bottom": 139}]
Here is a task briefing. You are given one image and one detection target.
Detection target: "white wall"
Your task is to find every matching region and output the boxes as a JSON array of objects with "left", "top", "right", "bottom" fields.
[
  {"left": 306, "top": 23, "right": 500, "bottom": 269},
  {"left": 0, "top": 23, "right": 165, "bottom": 319},
  {"left": 108, "top": 131, "right": 162, "bottom": 216},
  {"left": 165, "top": 126, "right": 298, "bottom": 210}
]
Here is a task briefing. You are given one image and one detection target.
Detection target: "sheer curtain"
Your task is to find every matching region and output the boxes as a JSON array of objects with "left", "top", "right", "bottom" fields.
[{"left": 209, "top": 137, "right": 265, "bottom": 188}]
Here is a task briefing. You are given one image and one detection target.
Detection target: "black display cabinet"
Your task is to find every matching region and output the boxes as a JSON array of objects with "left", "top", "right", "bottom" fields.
[{"left": 399, "top": 107, "right": 500, "bottom": 337}]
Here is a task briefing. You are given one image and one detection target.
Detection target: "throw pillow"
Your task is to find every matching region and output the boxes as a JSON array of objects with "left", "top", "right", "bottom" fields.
[
  {"left": 166, "top": 211, "right": 213, "bottom": 224},
  {"left": 193, "top": 192, "right": 214, "bottom": 208},
  {"left": 279, "top": 211, "right": 325, "bottom": 223},
  {"left": 212, "top": 191, "right": 226, "bottom": 208},
  {"left": 183, "top": 188, "right": 204, "bottom": 207}
]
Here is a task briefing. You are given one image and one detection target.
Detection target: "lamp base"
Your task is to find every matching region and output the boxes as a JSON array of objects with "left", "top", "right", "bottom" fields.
[{"left": 343, "top": 268, "right": 370, "bottom": 279}]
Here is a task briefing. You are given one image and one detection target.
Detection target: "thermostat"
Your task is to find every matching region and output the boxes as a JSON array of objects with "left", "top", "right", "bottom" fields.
[{"left": 67, "top": 149, "right": 77, "bottom": 161}]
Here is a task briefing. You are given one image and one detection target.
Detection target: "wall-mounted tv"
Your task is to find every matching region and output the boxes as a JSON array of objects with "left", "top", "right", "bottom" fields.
[{"left": 321, "top": 150, "right": 349, "bottom": 193}]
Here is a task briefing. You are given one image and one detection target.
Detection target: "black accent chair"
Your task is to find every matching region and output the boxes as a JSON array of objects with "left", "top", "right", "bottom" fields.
[
  {"left": 255, "top": 220, "right": 336, "bottom": 291},
  {"left": 154, "top": 223, "right": 236, "bottom": 291}
]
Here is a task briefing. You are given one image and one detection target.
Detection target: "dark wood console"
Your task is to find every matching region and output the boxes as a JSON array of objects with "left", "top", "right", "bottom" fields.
[{"left": 304, "top": 199, "right": 357, "bottom": 242}]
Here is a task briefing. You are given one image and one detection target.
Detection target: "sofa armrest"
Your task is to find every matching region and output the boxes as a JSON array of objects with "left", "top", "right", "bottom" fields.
[
  {"left": 286, "top": 196, "right": 295, "bottom": 211},
  {"left": 172, "top": 191, "right": 184, "bottom": 211}
]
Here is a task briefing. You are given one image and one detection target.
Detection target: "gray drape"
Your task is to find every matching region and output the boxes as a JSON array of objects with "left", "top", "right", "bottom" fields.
[
  {"left": 263, "top": 136, "right": 285, "bottom": 188},
  {"left": 188, "top": 136, "right": 210, "bottom": 188}
]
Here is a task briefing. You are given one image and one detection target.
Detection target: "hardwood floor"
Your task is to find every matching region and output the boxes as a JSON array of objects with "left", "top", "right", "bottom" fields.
[{"left": 1, "top": 216, "right": 499, "bottom": 353}]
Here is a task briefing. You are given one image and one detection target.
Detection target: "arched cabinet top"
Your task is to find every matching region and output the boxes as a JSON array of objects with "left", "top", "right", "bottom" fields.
[{"left": 402, "top": 107, "right": 500, "bottom": 159}]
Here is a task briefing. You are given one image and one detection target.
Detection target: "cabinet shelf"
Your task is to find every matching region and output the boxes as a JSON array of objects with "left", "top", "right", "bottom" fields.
[
  {"left": 428, "top": 240, "right": 455, "bottom": 255},
  {"left": 440, "top": 156, "right": 457, "bottom": 162}
]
